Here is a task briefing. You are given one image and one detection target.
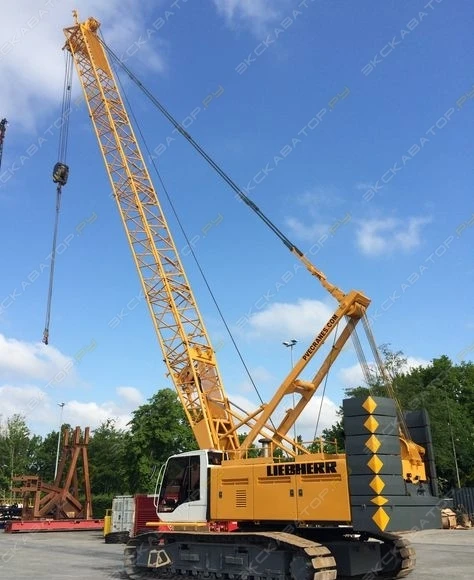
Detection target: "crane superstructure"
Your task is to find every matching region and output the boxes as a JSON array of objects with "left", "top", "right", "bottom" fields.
[{"left": 63, "top": 13, "right": 440, "bottom": 580}]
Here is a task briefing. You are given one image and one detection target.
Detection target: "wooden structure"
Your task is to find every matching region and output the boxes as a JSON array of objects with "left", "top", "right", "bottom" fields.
[{"left": 12, "top": 426, "right": 92, "bottom": 520}]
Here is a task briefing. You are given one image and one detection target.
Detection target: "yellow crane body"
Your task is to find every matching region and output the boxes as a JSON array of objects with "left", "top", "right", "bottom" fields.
[
  {"left": 209, "top": 455, "right": 351, "bottom": 523},
  {"left": 63, "top": 13, "right": 441, "bottom": 580}
]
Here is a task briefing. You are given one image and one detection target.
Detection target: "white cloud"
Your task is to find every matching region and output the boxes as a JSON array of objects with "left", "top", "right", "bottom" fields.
[
  {"left": 0, "top": 384, "right": 46, "bottom": 419},
  {"left": 242, "top": 299, "right": 334, "bottom": 340},
  {"left": 117, "top": 386, "right": 144, "bottom": 406},
  {"left": 229, "top": 392, "right": 261, "bottom": 416},
  {"left": 355, "top": 216, "right": 431, "bottom": 257},
  {"left": 0, "top": 333, "right": 145, "bottom": 433},
  {"left": 297, "top": 395, "right": 339, "bottom": 438},
  {"left": 213, "top": 0, "right": 291, "bottom": 31},
  {"left": 355, "top": 182, "right": 373, "bottom": 192},
  {"left": 0, "top": 333, "right": 79, "bottom": 385},
  {"left": 0, "top": 383, "right": 144, "bottom": 433},
  {"left": 284, "top": 187, "right": 345, "bottom": 242},
  {"left": 1, "top": 1, "right": 165, "bottom": 130},
  {"left": 236, "top": 366, "right": 274, "bottom": 394},
  {"left": 251, "top": 366, "right": 273, "bottom": 383},
  {"left": 339, "top": 356, "right": 430, "bottom": 389},
  {"left": 62, "top": 394, "right": 138, "bottom": 431},
  {"left": 285, "top": 216, "right": 328, "bottom": 243},
  {"left": 403, "top": 357, "right": 430, "bottom": 372},
  {"left": 339, "top": 363, "right": 366, "bottom": 389},
  {"left": 295, "top": 188, "right": 342, "bottom": 212}
]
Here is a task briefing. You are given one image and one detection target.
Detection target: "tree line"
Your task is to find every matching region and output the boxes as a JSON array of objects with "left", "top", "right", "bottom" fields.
[{"left": 1, "top": 349, "right": 473, "bottom": 512}]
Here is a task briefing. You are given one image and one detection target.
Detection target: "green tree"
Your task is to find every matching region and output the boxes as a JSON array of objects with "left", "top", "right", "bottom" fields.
[
  {"left": 88, "top": 419, "right": 127, "bottom": 494},
  {"left": 124, "top": 389, "right": 197, "bottom": 492},
  {"left": 238, "top": 433, "right": 259, "bottom": 458},
  {"left": 320, "top": 419, "right": 345, "bottom": 454},
  {"left": 0, "top": 414, "right": 38, "bottom": 498}
]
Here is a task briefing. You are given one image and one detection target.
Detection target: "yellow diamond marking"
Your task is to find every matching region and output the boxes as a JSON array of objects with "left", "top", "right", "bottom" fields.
[
  {"left": 367, "top": 455, "right": 384, "bottom": 474},
  {"left": 362, "top": 395, "right": 378, "bottom": 414},
  {"left": 365, "top": 434, "right": 381, "bottom": 453},
  {"left": 369, "top": 475, "right": 386, "bottom": 494},
  {"left": 371, "top": 496, "right": 389, "bottom": 506},
  {"left": 372, "top": 507, "right": 390, "bottom": 531},
  {"left": 364, "top": 416, "right": 379, "bottom": 433}
]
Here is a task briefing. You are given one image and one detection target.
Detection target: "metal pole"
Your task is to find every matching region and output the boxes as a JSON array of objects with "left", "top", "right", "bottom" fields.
[
  {"left": 443, "top": 386, "right": 461, "bottom": 488},
  {"left": 283, "top": 339, "right": 298, "bottom": 445},
  {"left": 450, "top": 427, "right": 461, "bottom": 489},
  {"left": 54, "top": 403, "right": 65, "bottom": 481}
]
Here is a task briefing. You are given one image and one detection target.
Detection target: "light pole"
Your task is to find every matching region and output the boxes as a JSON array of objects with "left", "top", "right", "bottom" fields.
[
  {"left": 443, "top": 386, "right": 461, "bottom": 488},
  {"left": 283, "top": 339, "right": 298, "bottom": 446},
  {"left": 54, "top": 403, "right": 65, "bottom": 482},
  {"left": 282, "top": 339, "right": 297, "bottom": 367}
]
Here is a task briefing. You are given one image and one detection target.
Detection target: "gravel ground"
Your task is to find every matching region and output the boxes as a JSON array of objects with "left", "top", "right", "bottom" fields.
[
  {"left": 0, "top": 531, "right": 125, "bottom": 579},
  {"left": 402, "top": 528, "right": 474, "bottom": 580},
  {"left": 0, "top": 528, "right": 473, "bottom": 579}
]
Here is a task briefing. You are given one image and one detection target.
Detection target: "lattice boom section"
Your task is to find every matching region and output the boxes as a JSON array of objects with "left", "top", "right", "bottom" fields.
[{"left": 64, "top": 21, "right": 238, "bottom": 451}]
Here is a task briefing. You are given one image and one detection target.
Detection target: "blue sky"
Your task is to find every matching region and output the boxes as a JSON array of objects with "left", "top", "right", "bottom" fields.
[{"left": 0, "top": 0, "right": 473, "bottom": 439}]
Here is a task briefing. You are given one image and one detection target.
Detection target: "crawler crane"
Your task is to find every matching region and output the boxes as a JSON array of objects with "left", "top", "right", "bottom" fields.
[{"left": 62, "top": 13, "right": 441, "bottom": 579}]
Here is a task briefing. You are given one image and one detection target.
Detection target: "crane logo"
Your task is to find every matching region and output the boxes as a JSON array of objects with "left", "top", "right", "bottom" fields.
[
  {"left": 266, "top": 461, "right": 337, "bottom": 476},
  {"left": 302, "top": 314, "right": 338, "bottom": 360}
]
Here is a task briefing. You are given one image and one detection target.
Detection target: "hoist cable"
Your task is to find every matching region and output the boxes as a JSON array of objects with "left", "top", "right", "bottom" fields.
[
  {"left": 57, "top": 53, "right": 73, "bottom": 162},
  {"left": 313, "top": 323, "right": 339, "bottom": 442},
  {"left": 101, "top": 41, "right": 305, "bottom": 258},
  {"left": 350, "top": 321, "right": 373, "bottom": 388},
  {"left": 102, "top": 36, "right": 406, "bottom": 449},
  {"left": 42, "top": 52, "right": 73, "bottom": 345},
  {"left": 42, "top": 188, "right": 62, "bottom": 345},
  {"left": 362, "top": 314, "right": 410, "bottom": 438},
  {"left": 154, "top": 167, "right": 268, "bottom": 409}
]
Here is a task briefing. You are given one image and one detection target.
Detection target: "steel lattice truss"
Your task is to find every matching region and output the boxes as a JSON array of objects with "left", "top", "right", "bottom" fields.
[{"left": 64, "top": 17, "right": 239, "bottom": 453}]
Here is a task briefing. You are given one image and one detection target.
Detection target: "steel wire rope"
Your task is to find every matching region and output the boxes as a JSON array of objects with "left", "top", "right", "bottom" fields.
[
  {"left": 42, "top": 52, "right": 73, "bottom": 345},
  {"left": 106, "top": 45, "right": 272, "bottom": 421},
  {"left": 99, "top": 36, "right": 376, "bottom": 450},
  {"left": 313, "top": 322, "right": 339, "bottom": 444}
]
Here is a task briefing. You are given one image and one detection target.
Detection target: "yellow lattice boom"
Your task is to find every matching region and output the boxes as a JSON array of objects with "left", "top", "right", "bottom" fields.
[{"left": 63, "top": 13, "right": 239, "bottom": 453}]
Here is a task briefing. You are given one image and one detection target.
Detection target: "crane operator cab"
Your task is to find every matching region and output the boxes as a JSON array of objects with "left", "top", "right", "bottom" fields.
[{"left": 156, "top": 450, "right": 222, "bottom": 524}]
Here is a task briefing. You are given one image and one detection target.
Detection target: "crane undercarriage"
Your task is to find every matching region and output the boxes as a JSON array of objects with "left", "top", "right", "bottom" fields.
[{"left": 124, "top": 529, "right": 415, "bottom": 580}]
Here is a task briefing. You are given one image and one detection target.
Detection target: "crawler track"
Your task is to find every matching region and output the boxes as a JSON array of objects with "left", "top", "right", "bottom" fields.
[
  {"left": 123, "top": 529, "right": 415, "bottom": 580},
  {"left": 300, "top": 528, "right": 416, "bottom": 579},
  {"left": 380, "top": 534, "right": 416, "bottom": 579},
  {"left": 124, "top": 530, "right": 336, "bottom": 580}
]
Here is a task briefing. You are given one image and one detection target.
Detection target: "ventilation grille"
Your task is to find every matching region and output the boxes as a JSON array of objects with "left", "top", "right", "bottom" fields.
[
  {"left": 235, "top": 489, "right": 247, "bottom": 508},
  {"left": 222, "top": 478, "right": 249, "bottom": 485}
]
